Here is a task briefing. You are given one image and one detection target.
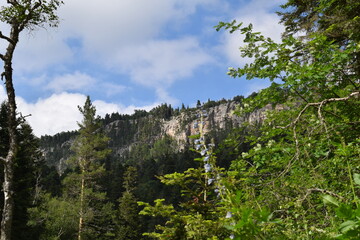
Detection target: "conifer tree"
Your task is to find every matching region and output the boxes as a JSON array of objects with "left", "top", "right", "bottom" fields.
[
  {"left": 0, "top": 102, "right": 44, "bottom": 240},
  {"left": 116, "top": 166, "right": 143, "bottom": 240},
  {"left": 66, "top": 96, "right": 112, "bottom": 240}
]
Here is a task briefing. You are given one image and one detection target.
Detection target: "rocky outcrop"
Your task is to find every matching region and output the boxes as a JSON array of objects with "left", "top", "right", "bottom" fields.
[{"left": 161, "top": 102, "right": 243, "bottom": 147}]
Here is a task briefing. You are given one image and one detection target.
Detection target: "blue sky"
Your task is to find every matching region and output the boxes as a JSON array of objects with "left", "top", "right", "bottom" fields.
[{"left": 0, "top": 0, "right": 285, "bottom": 136}]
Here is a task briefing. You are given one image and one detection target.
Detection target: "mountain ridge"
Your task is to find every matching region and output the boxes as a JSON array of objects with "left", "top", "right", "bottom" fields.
[{"left": 40, "top": 96, "right": 267, "bottom": 174}]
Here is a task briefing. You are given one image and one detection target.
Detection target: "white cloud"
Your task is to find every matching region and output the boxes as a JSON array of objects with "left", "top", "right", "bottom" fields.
[
  {"left": 29, "top": 74, "right": 48, "bottom": 86},
  {"left": 14, "top": 29, "right": 73, "bottom": 73},
  {"left": 220, "top": 0, "right": 285, "bottom": 66},
  {"left": 1, "top": 0, "right": 222, "bottom": 98},
  {"left": 155, "top": 87, "right": 180, "bottom": 105},
  {"left": 0, "top": 0, "right": 287, "bottom": 137},
  {"left": 46, "top": 71, "right": 97, "bottom": 92},
  {"left": 17, "top": 92, "right": 86, "bottom": 136},
  {"left": 0, "top": 0, "right": 232, "bottom": 79},
  {"left": 101, "top": 83, "right": 128, "bottom": 97},
  {"left": 15, "top": 91, "right": 160, "bottom": 136},
  {"left": 114, "top": 37, "right": 213, "bottom": 87},
  {"left": 92, "top": 100, "right": 158, "bottom": 117},
  {"left": 59, "top": 0, "right": 222, "bottom": 57}
]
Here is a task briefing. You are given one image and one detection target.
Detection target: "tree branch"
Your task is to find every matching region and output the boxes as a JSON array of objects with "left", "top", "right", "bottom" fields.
[
  {"left": 7, "top": 0, "right": 19, "bottom": 6},
  {"left": 19, "top": 0, "right": 43, "bottom": 31},
  {"left": 299, "top": 188, "right": 345, "bottom": 203},
  {"left": 291, "top": 86, "right": 308, "bottom": 103},
  {"left": 32, "top": 0, "right": 42, "bottom": 12},
  {"left": 0, "top": 156, "right": 6, "bottom": 164},
  {"left": 275, "top": 91, "right": 359, "bottom": 163},
  {"left": 0, "top": 31, "right": 15, "bottom": 45},
  {"left": 18, "top": 113, "right": 32, "bottom": 124},
  {"left": 279, "top": 91, "right": 360, "bottom": 129}
]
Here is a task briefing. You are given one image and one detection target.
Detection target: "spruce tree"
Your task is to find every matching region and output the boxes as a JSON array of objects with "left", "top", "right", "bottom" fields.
[{"left": 116, "top": 166, "right": 143, "bottom": 240}]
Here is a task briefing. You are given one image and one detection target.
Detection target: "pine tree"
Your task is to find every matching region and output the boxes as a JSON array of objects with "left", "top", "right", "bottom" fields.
[{"left": 65, "top": 96, "right": 112, "bottom": 240}]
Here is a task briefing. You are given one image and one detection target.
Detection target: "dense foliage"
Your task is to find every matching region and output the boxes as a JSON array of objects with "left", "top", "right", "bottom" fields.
[
  {"left": 139, "top": 0, "right": 359, "bottom": 239},
  {"left": 1, "top": 0, "right": 359, "bottom": 239}
]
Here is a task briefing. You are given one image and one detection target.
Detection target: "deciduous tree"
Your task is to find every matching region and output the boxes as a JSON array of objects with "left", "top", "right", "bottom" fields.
[{"left": 214, "top": 0, "right": 359, "bottom": 238}]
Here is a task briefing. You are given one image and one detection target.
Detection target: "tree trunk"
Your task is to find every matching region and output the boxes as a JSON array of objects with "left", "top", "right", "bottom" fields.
[
  {"left": 0, "top": 26, "right": 19, "bottom": 240},
  {"left": 78, "top": 172, "right": 85, "bottom": 240},
  {"left": 1, "top": 76, "right": 17, "bottom": 240},
  {"left": 1, "top": 161, "right": 15, "bottom": 240}
]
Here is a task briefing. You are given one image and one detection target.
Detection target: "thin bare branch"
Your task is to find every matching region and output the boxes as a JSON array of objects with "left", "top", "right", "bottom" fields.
[
  {"left": 278, "top": 91, "right": 360, "bottom": 129},
  {"left": 6, "top": 0, "right": 19, "bottom": 6},
  {"left": 273, "top": 91, "right": 360, "bottom": 178},
  {"left": 18, "top": 113, "right": 32, "bottom": 124},
  {"left": 0, "top": 32, "right": 15, "bottom": 45},
  {"left": 32, "top": 0, "right": 42, "bottom": 11},
  {"left": 0, "top": 156, "right": 6, "bottom": 164},
  {"left": 299, "top": 188, "right": 345, "bottom": 203}
]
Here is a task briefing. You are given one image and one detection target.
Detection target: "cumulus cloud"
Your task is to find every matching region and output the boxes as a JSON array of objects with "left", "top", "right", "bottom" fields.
[
  {"left": 15, "top": 92, "right": 159, "bottom": 137},
  {"left": 46, "top": 71, "right": 97, "bottom": 92},
  {"left": 114, "top": 37, "right": 213, "bottom": 87},
  {"left": 59, "top": 0, "right": 222, "bottom": 57},
  {"left": 17, "top": 92, "right": 86, "bottom": 136},
  {"left": 1, "top": 0, "right": 223, "bottom": 101},
  {"left": 13, "top": 30, "right": 73, "bottom": 73},
  {"left": 220, "top": 0, "right": 285, "bottom": 66}
]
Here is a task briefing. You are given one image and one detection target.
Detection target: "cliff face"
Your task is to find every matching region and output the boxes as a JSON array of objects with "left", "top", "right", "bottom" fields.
[
  {"left": 40, "top": 101, "right": 266, "bottom": 174},
  {"left": 161, "top": 101, "right": 243, "bottom": 145}
]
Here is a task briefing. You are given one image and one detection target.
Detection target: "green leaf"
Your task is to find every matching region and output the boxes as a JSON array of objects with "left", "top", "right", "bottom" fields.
[
  {"left": 323, "top": 195, "right": 340, "bottom": 207},
  {"left": 339, "top": 220, "right": 358, "bottom": 233},
  {"left": 336, "top": 204, "right": 353, "bottom": 219},
  {"left": 353, "top": 173, "right": 360, "bottom": 186}
]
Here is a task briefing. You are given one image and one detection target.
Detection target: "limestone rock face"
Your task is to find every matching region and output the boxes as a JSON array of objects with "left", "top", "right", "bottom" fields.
[{"left": 161, "top": 102, "right": 243, "bottom": 146}]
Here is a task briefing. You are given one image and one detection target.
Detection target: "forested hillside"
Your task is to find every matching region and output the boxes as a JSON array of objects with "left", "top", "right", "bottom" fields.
[
  {"left": 24, "top": 95, "right": 259, "bottom": 239},
  {"left": 39, "top": 97, "right": 250, "bottom": 173},
  {"left": 0, "top": 0, "right": 359, "bottom": 239}
]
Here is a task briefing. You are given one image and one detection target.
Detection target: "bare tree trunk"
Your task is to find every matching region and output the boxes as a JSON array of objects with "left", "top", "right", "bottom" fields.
[
  {"left": 0, "top": 77, "right": 17, "bottom": 240},
  {"left": 1, "top": 162, "right": 15, "bottom": 240},
  {"left": 0, "top": 25, "right": 19, "bottom": 240}
]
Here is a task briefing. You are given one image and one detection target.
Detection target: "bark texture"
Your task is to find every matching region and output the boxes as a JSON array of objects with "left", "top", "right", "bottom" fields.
[{"left": 0, "top": 24, "right": 19, "bottom": 240}]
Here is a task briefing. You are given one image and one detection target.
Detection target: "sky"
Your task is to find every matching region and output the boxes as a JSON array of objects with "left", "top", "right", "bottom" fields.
[{"left": 0, "top": 0, "right": 285, "bottom": 136}]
